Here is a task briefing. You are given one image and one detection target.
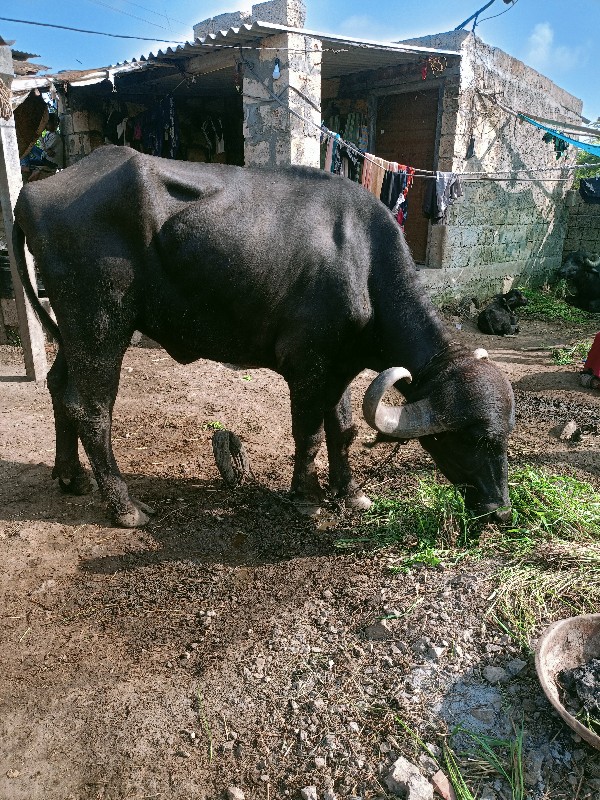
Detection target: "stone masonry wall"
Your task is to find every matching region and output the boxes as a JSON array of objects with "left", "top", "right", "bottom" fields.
[
  {"left": 194, "top": 0, "right": 306, "bottom": 39},
  {"left": 242, "top": 32, "right": 321, "bottom": 167},
  {"left": 563, "top": 191, "right": 600, "bottom": 258},
  {"left": 402, "top": 31, "right": 583, "bottom": 301}
]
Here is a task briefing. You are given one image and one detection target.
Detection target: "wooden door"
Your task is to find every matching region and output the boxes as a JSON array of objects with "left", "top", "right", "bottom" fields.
[{"left": 375, "top": 89, "right": 439, "bottom": 264}]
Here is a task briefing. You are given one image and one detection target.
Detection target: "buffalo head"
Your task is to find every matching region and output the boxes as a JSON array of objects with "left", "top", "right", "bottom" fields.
[{"left": 363, "top": 350, "right": 514, "bottom": 522}]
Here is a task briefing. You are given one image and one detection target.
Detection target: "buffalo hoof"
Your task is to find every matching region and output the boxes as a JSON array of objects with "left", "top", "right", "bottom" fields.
[
  {"left": 345, "top": 492, "right": 372, "bottom": 511},
  {"left": 294, "top": 500, "right": 322, "bottom": 518},
  {"left": 58, "top": 474, "right": 94, "bottom": 495},
  {"left": 113, "top": 498, "right": 156, "bottom": 528}
]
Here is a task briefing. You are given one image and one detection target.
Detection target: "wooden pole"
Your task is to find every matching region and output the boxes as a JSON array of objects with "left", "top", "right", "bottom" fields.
[{"left": 0, "top": 43, "right": 47, "bottom": 381}]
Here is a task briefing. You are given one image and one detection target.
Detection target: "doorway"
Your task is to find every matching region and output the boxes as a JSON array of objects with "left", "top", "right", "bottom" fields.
[{"left": 375, "top": 88, "right": 440, "bottom": 264}]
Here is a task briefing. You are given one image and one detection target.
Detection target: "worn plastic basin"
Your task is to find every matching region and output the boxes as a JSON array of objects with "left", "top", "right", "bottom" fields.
[{"left": 535, "top": 614, "right": 600, "bottom": 751}]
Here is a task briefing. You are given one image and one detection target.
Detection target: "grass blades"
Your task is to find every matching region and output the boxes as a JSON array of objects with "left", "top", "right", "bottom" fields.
[
  {"left": 551, "top": 339, "right": 592, "bottom": 366},
  {"left": 344, "top": 467, "right": 600, "bottom": 644},
  {"left": 506, "top": 467, "right": 600, "bottom": 541},
  {"left": 448, "top": 724, "right": 525, "bottom": 800},
  {"left": 519, "top": 285, "right": 597, "bottom": 324},
  {"left": 487, "top": 541, "right": 600, "bottom": 644},
  {"left": 345, "top": 466, "right": 600, "bottom": 554},
  {"left": 442, "top": 743, "right": 476, "bottom": 800},
  {"left": 394, "top": 717, "right": 527, "bottom": 800}
]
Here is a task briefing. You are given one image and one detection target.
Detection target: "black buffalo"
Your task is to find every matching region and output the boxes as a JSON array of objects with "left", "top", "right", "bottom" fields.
[
  {"left": 13, "top": 146, "right": 515, "bottom": 527},
  {"left": 556, "top": 250, "right": 600, "bottom": 312},
  {"left": 477, "top": 289, "right": 529, "bottom": 336}
]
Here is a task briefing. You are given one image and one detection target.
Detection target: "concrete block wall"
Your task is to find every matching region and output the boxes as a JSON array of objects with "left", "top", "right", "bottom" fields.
[
  {"left": 57, "top": 98, "right": 104, "bottom": 165},
  {"left": 563, "top": 191, "right": 600, "bottom": 257}
]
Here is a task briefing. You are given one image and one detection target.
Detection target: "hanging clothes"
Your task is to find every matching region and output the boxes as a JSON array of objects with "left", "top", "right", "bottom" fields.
[
  {"left": 423, "top": 172, "right": 463, "bottom": 224},
  {"left": 390, "top": 167, "right": 415, "bottom": 229},
  {"left": 519, "top": 115, "right": 600, "bottom": 158},
  {"left": 580, "top": 177, "right": 600, "bottom": 205}
]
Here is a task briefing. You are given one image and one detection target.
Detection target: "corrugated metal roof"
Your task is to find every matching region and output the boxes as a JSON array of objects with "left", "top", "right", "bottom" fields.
[
  {"left": 12, "top": 20, "right": 460, "bottom": 97},
  {"left": 128, "top": 20, "right": 460, "bottom": 81}
]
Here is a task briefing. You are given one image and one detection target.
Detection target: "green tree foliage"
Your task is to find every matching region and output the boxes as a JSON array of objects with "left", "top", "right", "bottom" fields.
[{"left": 574, "top": 117, "right": 600, "bottom": 187}]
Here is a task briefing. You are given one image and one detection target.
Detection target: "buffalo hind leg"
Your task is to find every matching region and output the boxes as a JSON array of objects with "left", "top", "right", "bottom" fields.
[
  {"left": 325, "top": 388, "right": 371, "bottom": 511},
  {"left": 64, "top": 351, "right": 155, "bottom": 528},
  {"left": 47, "top": 348, "right": 94, "bottom": 495}
]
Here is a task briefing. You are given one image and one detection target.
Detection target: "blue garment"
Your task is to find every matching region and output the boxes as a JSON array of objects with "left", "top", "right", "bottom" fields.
[{"left": 519, "top": 114, "right": 600, "bottom": 158}]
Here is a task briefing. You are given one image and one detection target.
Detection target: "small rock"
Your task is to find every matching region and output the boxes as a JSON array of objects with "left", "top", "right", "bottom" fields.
[
  {"left": 523, "top": 751, "right": 544, "bottom": 787},
  {"left": 558, "top": 420, "right": 580, "bottom": 441},
  {"left": 507, "top": 658, "right": 527, "bottom": 676},
  {"left": 324, "top": 788, "right": 337, "bottom": 800},
  {"left": 364, "top": 620, "right": 393, "bottom": 640},
  {"left": 385, "top": 756, "right": 434, "bottom": 799},
  {"left": 482, "top": 666, "right": 509, "bottom": 684},
  {"left": 431, "top": 769, "right": 457, "bottom": 800},
  {"left": 226, "top": 788, "right": 245, "bottom": 800},
  {"left": 300, "top": 787, "right": 318, "bottom": 800},
  {"left": 314, "top": 756, "right": 327, "bottom": 769},
  {"left": 412, "top": 637, "right": 430, "bottom": 655},
  {"left": 470, "top": 707, "right": 495, "bottom": 724},
  {"left": 479, "top": 786, "right": 498, "bottom": 800},
  {"left": 6, "top": 769, "right": 20, "bottom": 779},
  {"left": 418, "top": 754, "right": 439, "bottom": 776},
  {"left": 427, "top": 644, "right": 446, "bottom": 662}
]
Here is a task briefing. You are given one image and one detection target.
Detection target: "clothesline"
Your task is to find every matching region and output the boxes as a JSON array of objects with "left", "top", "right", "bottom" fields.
[
  {"left": 242, "top": 57, "right": 596, "bottom": 182},
  {"left": 478, "top": 92, "right": 600, "bottom": 158}
]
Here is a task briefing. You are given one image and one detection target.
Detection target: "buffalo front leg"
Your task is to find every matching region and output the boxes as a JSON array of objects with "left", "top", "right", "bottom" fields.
[
  {"left": 289, "top": 391, "right": 326, "bottom": 517},
  {"left": 64, "top": 355, "right": 155, "bottom": 528},
  {"left": 325, "top": 388, "right": 371, "bottom": 511},
  {"left": 47, "top": 348, "right": 93, "bottom": 496}
]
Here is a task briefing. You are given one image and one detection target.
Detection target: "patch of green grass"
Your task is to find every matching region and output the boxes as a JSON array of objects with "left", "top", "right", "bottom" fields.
[
  {"left": 347, "top": 467, "right": 600, "bottom": 554},
  {"left": 448, "top": 724, "right": 525, "bottom": 800},
  {"left": 519, "top": 286, "right": 596, "bottom": 324},
  {"left": 337, "top": 473, "right": 477, "bottom": 553},
  {"left": 507, "top": 467, "right": 600, "bottom": 541},
  {"left": 487, "top": 541, "right": 600, "bottom": 644},
  {"left": 204, "top": 420, "right": 225, "bottom": 431},
  {"left": 551, "top": 339, "right": 592, "bottom": 366},
  {"left": 394, "top": 717, "right": 526, "bottom": 800}
]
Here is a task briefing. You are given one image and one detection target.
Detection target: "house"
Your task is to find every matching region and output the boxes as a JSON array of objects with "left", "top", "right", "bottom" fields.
[{"left": 7, "top": 0, "right": 591, "bottom": 300}]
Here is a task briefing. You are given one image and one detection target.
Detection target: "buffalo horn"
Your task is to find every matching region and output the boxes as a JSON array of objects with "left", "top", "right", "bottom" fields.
[{"left": 362, "top": 367, "right": 447, "bottom": 439}]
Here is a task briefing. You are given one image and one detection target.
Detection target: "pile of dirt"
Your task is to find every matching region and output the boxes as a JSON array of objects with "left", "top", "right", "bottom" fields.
[
  {"left": 1, "top": 315, "right": 600, "bottom": 799},
  {"left": 558, "top": 660, "right": 600, "bottom": 736}
]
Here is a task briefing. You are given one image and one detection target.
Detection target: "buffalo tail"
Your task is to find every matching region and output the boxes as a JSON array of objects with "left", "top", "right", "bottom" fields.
[{"left": 11, "top": 221, "right": 62, "bottom": 344}]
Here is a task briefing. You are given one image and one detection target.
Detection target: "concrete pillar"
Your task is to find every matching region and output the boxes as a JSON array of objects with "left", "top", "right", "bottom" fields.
[
  {"left": 0, "top": 43, "right": 47, "bottom": 381},
  {"left": 242, "top": 32, "right": 321, "bottom": 167}
]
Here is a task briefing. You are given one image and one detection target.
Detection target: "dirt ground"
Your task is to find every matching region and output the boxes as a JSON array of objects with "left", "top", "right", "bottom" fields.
[{"left": 1, "top": 313, "right": 599, "bottom": 800}]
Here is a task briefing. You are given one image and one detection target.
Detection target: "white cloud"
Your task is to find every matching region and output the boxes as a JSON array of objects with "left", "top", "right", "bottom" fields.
[
  {"left": 526, "top": 22, "right": 581, "bottom": 73},
  {"left": 526, "top": 22, "right": 553, "bottom": 66}
]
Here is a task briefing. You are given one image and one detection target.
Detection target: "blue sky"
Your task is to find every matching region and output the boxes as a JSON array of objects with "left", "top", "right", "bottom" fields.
[{"left": 2, "top": 0, "right": 599, "bottom": 120}]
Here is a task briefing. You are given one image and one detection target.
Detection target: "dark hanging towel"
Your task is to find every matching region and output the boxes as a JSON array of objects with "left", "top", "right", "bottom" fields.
[
  {"left": 579, "top": 177, "right": 600, "bottom": 205},
  {"left": 423, "top": 172, "right": 463, "bottom": 224}
]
